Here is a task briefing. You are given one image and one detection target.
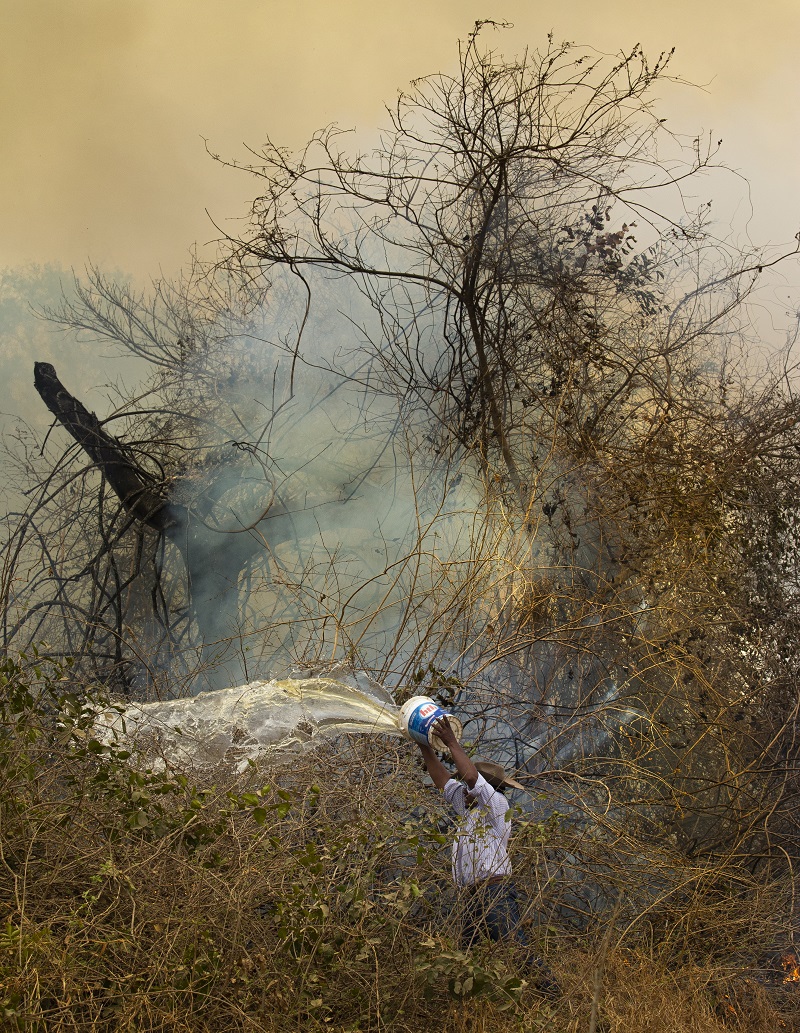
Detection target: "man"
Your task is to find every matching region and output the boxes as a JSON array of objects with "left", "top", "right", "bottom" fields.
[{"left": 417, "top": 716, "right": 559, "bottom": 995}]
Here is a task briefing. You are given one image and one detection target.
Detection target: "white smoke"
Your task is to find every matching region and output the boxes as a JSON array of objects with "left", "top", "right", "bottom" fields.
[{"left": 143, "top": 266, "right": 503, "bottom": 695}]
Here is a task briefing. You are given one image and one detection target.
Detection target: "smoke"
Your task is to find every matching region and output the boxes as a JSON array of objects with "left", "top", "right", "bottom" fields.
[
  {"left": 0, "top": 263, "right": 667, "bottom": 825},
  {"left": 134, "top": 266, "right": 499, "bottom": 695},
  {"left": 0, "top": 262, "right": 663, "bottom": 827}
]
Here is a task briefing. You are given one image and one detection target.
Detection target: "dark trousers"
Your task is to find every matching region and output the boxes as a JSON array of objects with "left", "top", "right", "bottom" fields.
[
  {"left": 461, "top": 880, "right": 558, "bottom": 993},
  {"left": 461, "top": 880, "right": 529, "bottom": 950}
]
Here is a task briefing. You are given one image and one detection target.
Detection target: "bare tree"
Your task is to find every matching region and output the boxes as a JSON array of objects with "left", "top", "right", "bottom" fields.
[
  {"left": 3, "top": 24, "right": 800, "bottom": 871},
  {"left": 212, "top": 22, "right": 800, "bottom": 859}
]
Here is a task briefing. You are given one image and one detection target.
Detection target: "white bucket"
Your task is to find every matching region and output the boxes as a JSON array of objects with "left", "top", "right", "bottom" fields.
[{"left": 398, "top": 695, "right": 462, "bottom": 751}]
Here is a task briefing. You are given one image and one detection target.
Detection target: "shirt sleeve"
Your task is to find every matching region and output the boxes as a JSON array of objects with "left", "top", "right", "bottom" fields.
[
  {"left": 443, "top": 778, "right": 468, "bottom": 816},
  {"left": 443, "top": 773, "right": 509, "bottom": 831}
]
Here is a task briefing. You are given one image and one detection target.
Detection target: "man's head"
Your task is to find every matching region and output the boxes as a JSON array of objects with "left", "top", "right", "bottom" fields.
[{"left": 473, "top": 759, "right": 526, "bottom": 793}]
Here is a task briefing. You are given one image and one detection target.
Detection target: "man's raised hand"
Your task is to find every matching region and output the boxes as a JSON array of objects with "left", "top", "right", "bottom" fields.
[{"left": 432, "top": 715, "right": 458, "bottom": 748}]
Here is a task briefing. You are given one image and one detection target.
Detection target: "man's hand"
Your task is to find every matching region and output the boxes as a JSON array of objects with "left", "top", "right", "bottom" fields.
[{"left": 431, "top": 716, "right": 458, "bottom": 748}]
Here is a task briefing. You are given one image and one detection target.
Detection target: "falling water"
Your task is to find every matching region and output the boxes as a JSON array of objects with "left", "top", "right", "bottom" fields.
[{"left": 95, "top": 675, "right": 403, "bottom": 774}]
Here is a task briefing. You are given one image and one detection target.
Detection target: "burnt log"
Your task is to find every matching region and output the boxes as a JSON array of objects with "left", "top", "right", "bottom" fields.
[
  {"left": 32, "top": 362, "right": 264, "bottom": 686},
  {"left": 31, "top": 362, "right": 338, "bottom": 688},
  {"left": 33, "top": 361, "right": 184, "bottom": 534}
]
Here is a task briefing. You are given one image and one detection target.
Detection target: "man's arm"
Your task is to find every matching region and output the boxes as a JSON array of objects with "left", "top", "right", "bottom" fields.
[
  {"left": 417, "top": 741, "right": 452, "bottom": 791},
  {"left": 431, "top": 717, "right": 479, "bottom": 789}
]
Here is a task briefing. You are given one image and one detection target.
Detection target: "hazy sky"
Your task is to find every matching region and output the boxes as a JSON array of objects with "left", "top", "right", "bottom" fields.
[{"left": 3, "top": 0, "right": 800, "bottom": 283}]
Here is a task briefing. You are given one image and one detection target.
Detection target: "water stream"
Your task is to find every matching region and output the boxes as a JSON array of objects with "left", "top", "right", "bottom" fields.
[{"left": 96, "top": 675, "right": 403, "bottom": 773}]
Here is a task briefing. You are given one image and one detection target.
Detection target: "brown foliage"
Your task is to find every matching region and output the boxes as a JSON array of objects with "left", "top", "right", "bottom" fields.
[{"left": 1, "top": 666, "right": 798, "bottom": 1032}]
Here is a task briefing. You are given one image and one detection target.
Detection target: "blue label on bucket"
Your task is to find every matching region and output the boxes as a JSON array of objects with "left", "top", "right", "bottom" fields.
[{"left": 406, "top": 700, "right": 449, "bottom": 746}]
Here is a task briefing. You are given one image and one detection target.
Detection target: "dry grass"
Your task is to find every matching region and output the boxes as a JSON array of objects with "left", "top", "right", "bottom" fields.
[{"left": 1, "top": 669, "right": 798, "bottom": 1032}]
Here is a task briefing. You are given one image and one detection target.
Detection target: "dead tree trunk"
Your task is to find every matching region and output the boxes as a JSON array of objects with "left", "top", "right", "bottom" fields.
[
  {"left": 33, "top": 362, "right": 185, "bottom": 534},
  {"left": 33, "top": 362, "right": 264, "bottom": 688}
]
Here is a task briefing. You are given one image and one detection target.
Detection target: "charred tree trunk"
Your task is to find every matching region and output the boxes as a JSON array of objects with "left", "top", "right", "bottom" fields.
[
  {"left": 33, "top": 362, "right": 185, "bottom": 533},
  {"left": 33, "top": 362, "right": 265, "bottom": 688}
]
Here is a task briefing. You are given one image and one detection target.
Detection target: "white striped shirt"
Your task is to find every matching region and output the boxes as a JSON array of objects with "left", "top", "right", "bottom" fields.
[{"left": 443, "top": 773, "right": 512, "bottom": 887}]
